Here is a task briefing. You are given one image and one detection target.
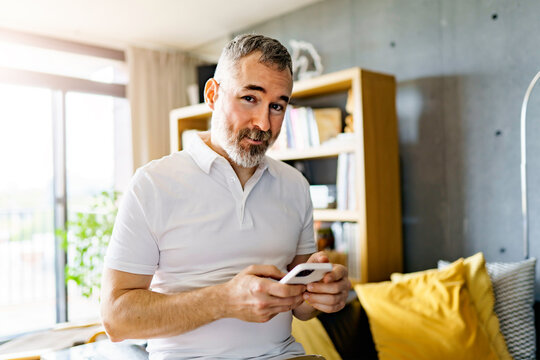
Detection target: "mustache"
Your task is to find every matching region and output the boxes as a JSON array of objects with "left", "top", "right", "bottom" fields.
[{"left": 238, "top": 128, "right": 272, "bottom": 142}]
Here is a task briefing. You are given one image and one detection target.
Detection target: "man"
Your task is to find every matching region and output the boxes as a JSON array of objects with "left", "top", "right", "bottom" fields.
[{"left": 101, "top": 34, "right": 350, "bottom": 360}]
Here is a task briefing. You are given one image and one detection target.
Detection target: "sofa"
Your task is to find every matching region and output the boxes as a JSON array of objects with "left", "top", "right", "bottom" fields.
[
  {"left": 301, "top": 299, "right": 539, "bottom": 360},
  {"left": 298, "top": 253, "right": 537, "bottom": 360}
]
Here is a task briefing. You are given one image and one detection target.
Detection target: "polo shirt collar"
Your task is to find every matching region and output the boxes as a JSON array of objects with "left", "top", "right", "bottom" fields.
[
  {"left": 262, "top": 157, "right": 278, "bottom": 178},
  {"left": 186, "top": 132, "right": 220, "bottom": 174},
  {"left": 186, "top": 132, "right": 276, "bottom": 177}
]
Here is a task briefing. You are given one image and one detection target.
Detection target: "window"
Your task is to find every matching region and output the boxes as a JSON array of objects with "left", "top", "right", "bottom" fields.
[
  {"left": 0, "top": 32, "right": 131, "bottom": 338},
  {"left": 0, "top": 41, "right": 128, "bottom": 84},
  {"left": 0, "top": 85, "right": 56, "bottom": 337},
  {"left": 65, "top": 92, "right": 130, "bottom": 323}
]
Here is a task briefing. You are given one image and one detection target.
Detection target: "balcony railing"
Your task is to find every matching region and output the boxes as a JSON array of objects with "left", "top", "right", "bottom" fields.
[{"left": 0, "top": 208, "right": 56, "bottom": 337}]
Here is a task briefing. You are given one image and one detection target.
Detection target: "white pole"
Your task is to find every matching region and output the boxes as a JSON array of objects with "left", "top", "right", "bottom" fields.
[{"left": 520, "top": 70, "right": 540, "bottom": 260}]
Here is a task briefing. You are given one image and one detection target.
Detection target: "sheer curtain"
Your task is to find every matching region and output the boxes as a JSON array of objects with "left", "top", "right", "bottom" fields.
[{"left": 127, "top": 46, "right": 203, "bottom": 170}]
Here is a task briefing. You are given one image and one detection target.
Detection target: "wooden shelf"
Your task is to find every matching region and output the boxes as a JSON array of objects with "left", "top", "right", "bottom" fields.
[
  {"left": 170, "top": 103, "right": 210, "bottom": 121},
  {"left": 267, "top": 142, "right": 355, "bottom": 161},
  {"left": 169, "top": 104, "right": 211, "bottom": 152},
  {"left": 314, "top": 209, "right": 359, "bottom": 222},
  {"left": 292, "top": 68, "right": 359, "bottom": 98}
]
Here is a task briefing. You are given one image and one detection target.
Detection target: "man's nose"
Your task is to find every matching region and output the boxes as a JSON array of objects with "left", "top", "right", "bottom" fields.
[{"left": 251, "top": 106, "right": 271, "bottom": 132}]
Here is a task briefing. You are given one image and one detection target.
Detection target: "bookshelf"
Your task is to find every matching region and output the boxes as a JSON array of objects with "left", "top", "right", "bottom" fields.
[{"left": 169, "top": 67, "right": 403, "bottom": 284}]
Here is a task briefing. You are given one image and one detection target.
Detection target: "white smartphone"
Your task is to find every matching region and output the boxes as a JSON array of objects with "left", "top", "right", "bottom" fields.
[{"left": 279, "top": 263, "right": 333, "bottom": 285}]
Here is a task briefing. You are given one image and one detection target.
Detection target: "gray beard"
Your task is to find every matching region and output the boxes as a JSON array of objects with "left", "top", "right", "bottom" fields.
[{"left": 211, "top": 117, "right": 273, "bottom": 168}]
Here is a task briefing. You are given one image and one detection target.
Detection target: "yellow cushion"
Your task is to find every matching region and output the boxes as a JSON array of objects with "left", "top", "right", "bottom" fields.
[
  {"left": 355, "top": 259, "right": 498, "bottom": 360},
  {"left": 292, "top": 317, "right": 342, "bottom": 360},
  {"left": 391, "top": 253, "right": 511, "bottom": 360}
]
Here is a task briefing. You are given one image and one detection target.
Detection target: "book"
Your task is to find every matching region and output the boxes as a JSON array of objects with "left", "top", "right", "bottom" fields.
[
  {"left": 306, "top": 107, "right": 320, "bottom": 147},
  {"left": 312, "top": 108, "right": 342, "bottom": 144},
  {"left": 0, "top": 323, "right": 103, "bottom": 359},
  {"left": 347, "top": 153, "right": 356, "bottom": 211},
  {"left": 336, "top": 153, "right": 349, "bottom": 210},
  {"left": 344, "top": 222, "right": 360, "bottom": 280},
  {"left": 284, "top": 106, "right": 295, "bottom": 149},
  {"left": 276, "top": 106, "right": 342, "bottom": 150},
  {"left": 289, "top": 107, "right": 307, "bottom": 150},
  {"left": 272, "top": 111, "right": 289, "bottom": 151},
  {"left": 331, "top": 222, "right": 346, "bottom": 253}
]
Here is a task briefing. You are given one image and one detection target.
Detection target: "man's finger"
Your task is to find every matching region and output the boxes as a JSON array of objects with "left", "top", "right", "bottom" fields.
[
  {"left": 268, "top": 304, "right": 295, "bottom": 314},
  {"left": 303, "top": 292, "right": 339, "bottom": 305},
  {"left": 306, "top": 280, "right": 345, "bottom": 295},
  {"left": 243, "top": 264, "right": 285, "bottom": 280},
  {"left": 307, "top": 251, "right": 329, "bottom": 264},
  {"left": 322, "top": 264, "right": 348, "bottom": 283},
  {"left": 274, "top": 294, "right": 304, "bottom": 307},
  {"left": 267, "top": 282, "right": 305, "bottom": 298},
  {"left": 259, "top": 294, "right": 304, "bottom": 308},
  {"left": 308, "top": 301, "right": 345, "bottom": 314},
  {"left": 267, "top": 295, "right": 305, "bottom": 313}
]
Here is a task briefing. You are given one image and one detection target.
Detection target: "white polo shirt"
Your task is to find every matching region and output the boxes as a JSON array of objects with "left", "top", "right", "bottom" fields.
[{"left": 104, "top": 133, "right": 316, "bottom": 360}]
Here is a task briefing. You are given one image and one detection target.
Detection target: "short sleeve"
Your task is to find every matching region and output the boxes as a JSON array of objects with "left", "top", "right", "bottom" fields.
[
  {"left": 296, "top": 179, "right": 317, "bottom": 255},
  {"left": 104, "top": 170, "right": 159, "bottom": 275}
]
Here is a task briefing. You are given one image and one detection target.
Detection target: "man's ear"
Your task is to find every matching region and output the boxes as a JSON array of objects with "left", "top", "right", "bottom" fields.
[{"left": 204, "top": 78, "right": 219, "bottom": 110}]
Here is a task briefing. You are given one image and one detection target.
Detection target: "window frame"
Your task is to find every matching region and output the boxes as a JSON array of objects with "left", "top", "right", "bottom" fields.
[{"left": 0, "top": 28, "right": 127, "bottom": 335}]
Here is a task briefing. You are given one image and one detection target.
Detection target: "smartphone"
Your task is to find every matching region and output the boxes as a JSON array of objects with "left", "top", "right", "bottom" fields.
[{"left": 279, "top": 263, "right": 333, "bottom": 285}]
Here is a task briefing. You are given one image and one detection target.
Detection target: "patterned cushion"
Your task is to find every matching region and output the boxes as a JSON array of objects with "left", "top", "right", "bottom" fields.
[{"left": 439, "top": 257, "right": 536, "bottom": 360}]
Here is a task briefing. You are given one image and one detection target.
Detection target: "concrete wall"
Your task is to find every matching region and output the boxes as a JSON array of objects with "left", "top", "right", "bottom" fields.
[
  {"left": 236, "top": 0, "right": 540, "bottom": 297},
  {"left": 190, "top": 35, "right": 231, "bottom": 63}
]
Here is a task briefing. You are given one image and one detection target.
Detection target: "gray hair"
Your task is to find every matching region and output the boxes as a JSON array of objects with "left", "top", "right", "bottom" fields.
[{"left": 214, "top": 34, "right": 292, "bottom": 82}]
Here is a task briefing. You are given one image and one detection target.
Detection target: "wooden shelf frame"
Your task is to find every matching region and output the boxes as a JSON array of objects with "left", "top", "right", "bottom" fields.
[
  {"left": 313, "top": 209, "right": 359, "bottom": 222},
  {"left": 267, "top": 142, "right": 355, "bottom": 161}
]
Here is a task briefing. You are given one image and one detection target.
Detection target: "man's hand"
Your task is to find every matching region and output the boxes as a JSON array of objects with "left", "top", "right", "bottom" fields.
[
  {"left": 302, "top": 251, "right": 351, "bottom": 313},
  {"left": 222, "top": 265, "right": 306, "bottom": 323}
]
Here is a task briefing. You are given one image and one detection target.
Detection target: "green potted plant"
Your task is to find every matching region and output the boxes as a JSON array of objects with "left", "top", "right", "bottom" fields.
[{"left": 58, "top": 190, "right": 120, "bottom": 298}]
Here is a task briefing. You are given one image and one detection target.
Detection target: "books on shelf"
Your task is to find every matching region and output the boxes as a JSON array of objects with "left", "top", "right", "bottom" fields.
[
  {"left": 344, "top": 222, "right": 361, "bottom": 280},
  {"left": 272, "top": 106, "right": 342, "bottom": 151},
  {"left": 336, "top": 152, "right": 356, "bottom": 211},
  {"left": 331, "top": 221, "right": 346, "bottom": 253},
  {"left": 329, "top": 221, "right": 360, "bottom": 280}
]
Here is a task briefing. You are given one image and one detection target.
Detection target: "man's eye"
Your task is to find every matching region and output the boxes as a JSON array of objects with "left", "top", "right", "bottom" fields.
[
  {"left": 271, "top": 104, "right": 284, "bottom": 112},
  {"left": 242, "top": 96, "right": 255, "bottom": 102}
]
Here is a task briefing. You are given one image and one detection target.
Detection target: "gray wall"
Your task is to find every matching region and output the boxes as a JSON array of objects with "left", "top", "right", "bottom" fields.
[{"left": 236, "top": 0, "right": 540, "bottom": 298}]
